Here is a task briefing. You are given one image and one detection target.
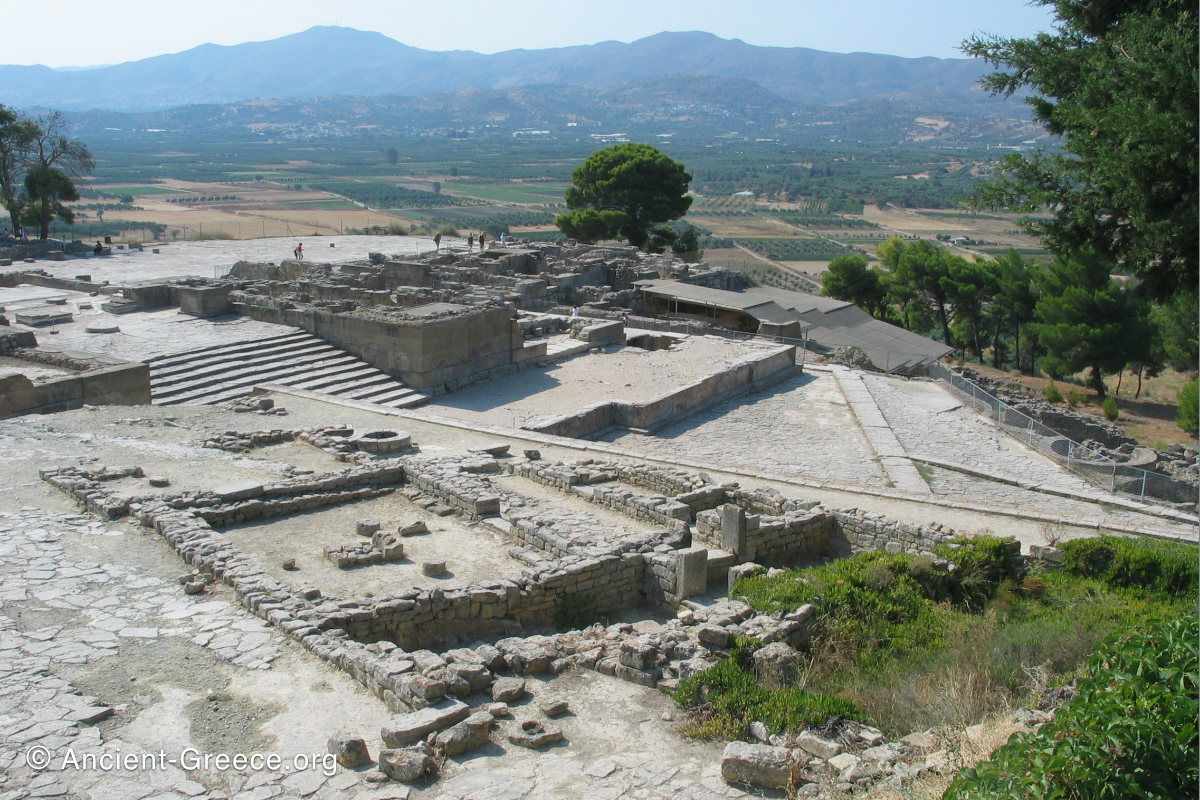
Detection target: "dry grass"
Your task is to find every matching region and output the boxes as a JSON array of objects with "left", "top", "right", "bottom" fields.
[
  {"left": 967, "top": 361, "right": 1196, "bottom": 449},
  {"left": 688, "top": 213, "right": 799, "bottom": 237},
  {"left": 87, "top": 179, "right": 415, "bottom": 241}
]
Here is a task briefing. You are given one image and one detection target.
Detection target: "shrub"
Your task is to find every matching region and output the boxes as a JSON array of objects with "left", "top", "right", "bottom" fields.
[
  {"left": 1101, "top": 395, "right": 1119, "bottom": 420},
  {"left": 943, "top": 614, "right": 1199, "bottom": 799},
  {"left": 1058, "top": 535, "right": 1199, "bottom": 598},
  {"left": 732, "top": 538, "right": 1015, "bottom": 671},
  {"left": 1043, "top": 382, "right": 1063, "bottom": 403},
  {"left": 674, "top": 646, "right": 860, "bottom": 739},
  {"left": 1066, "top": 388, "right": 1086, "bottom": 407},
  {"left": 436, "top": 222, "right": 459, "bottom": 237},
  {"left": 1178, "top": 378, "right": 1199, "bottom": 435}
]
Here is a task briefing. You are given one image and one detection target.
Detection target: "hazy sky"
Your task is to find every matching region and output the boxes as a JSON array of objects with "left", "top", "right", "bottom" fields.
[{"left": 12, "top": 0, "right": 1057, "bottom": 68}]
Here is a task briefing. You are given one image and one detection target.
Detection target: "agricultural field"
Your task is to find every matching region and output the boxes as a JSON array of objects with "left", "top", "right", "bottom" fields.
[{"left": 67, "top": 134, "right": 1047, "bottom": 260}]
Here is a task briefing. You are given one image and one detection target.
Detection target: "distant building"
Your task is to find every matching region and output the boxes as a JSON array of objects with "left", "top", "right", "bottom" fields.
[{"left": 636, "top": 280, "right": 951, "bottom": 374}]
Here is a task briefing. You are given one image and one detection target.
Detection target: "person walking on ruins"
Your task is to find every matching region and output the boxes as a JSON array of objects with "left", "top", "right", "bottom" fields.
[
  {"left": 434, "top": 232, "right": 442, "bottom": 252},
  {"left": 294, "top": 242, "right": 303, "bottom": 260},
  {"left": 467, "top": 234, "right": 474, "bottom": 251},
  {"left": 479, "top": 231, "right": 486, "bottom": 251}
]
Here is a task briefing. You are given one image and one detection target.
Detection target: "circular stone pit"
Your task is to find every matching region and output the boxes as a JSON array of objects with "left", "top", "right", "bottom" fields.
[{"left": 349, "top": 429, "right": 411, "bottom": 454}]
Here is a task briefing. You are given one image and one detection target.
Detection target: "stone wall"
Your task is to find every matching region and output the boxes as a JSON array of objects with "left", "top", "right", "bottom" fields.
[
  {"left": 0, "top": 269, "right": 121, "bottom": 294},
  {"left": 0, "top": 358, "right": 151, "bottom": 419},
  {"left": 527, "top": 344, "right": 796, "bottom": 438},
  {"left": 227, "top": 298, "right": 523, "bottom": 393},
  {"left": 695, "top": 505, "right": 834, "bottom": 567},
  {"left": 319, "top": 552, "right": 649, "bottom": 649},
  {"left": 826, "top": 508, "right": 955, "bottom": 557}
]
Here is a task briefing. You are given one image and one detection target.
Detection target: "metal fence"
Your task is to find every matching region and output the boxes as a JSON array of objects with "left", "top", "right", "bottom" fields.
[{"left": 928, "top": 361, "right": 1198, "bottom": 507}]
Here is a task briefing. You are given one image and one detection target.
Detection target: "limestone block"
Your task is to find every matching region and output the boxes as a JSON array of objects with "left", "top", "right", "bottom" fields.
[
  {"left": 377, "top": 746, "right": 434, "bottom": 782},
  {"left": 751, "top": 642, "right": 802, "bottom": 690},
  {"left": 507, "top": 719, "right": 563, "bottom": 749},
  {"left": 721, "top": 741, "right": 795, "bottom": 789},
  {"left": 540, "top": 699, "right": 569, "bottom": 718},
  {"left": 380, "top": 700, "right": 470, "bottom": 748},
  {"left": 398, "top": 520, "right": 428, "bottom": 536},
  {"left": 327, "top": 732, "right": 371, "bottom": 768},
  {"left": 696, "top": 624, "right": 733, "bottom": 649},
  {"left": 433, "top": 711, "right": 493, "bottom": 756},
  {"left": 796, "top": 730, "right": 843, "bottom": 760},
  {"left": 492, "top": 677, "right": 526, "bottom": 703}
]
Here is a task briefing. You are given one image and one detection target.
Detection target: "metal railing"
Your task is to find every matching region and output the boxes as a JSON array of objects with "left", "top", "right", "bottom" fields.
[{"left": 927, "top": 361, "right": 1198, "bottom": 507}]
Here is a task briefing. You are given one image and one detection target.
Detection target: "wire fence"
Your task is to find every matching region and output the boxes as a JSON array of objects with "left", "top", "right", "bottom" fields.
[{"left": 927, "top": 361, "right": 1198, "bottom": 507}]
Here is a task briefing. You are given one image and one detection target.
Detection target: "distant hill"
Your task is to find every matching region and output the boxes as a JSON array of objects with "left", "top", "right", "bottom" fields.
[
  {"left": 60, "top": 74, "right": 1043, "bottom": 148},
  {"left": 0, "top": 26, "right": 1021, "bottom": 116}
]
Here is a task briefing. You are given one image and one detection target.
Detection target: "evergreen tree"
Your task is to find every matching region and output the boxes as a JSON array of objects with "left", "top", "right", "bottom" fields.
[
  {"left": 965, "top": 0, "right": 1198, "bottom": 300},
  {"left": 1031, "top": 253, "right": 1147, "bottom": 396}
]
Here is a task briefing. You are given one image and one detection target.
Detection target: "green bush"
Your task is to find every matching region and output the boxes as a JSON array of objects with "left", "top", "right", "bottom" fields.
[
  {"left": 732, "top": 538, "right": 1015, "bottom": 670},
  {"left": 943, "top": 614, "right": 1199, "bottom": 799},
  {"left": 1178, "top": 378, "right": 1198, "bottom": 435},
  {"left": 674, "top": 639, "right": 859, "bottom": 739},
  {"left": 1066, "top": 388, "right": 1086, "bottom": 407},
  {"left": 1043, "top": 382, "right": 1063, "bottom": 403},
  {"left": 1058, "top": 535, "right": 1199, "bottom": 598},
  {"left": 1101, "top": 395, "right": 1119, "bottom": 420}
]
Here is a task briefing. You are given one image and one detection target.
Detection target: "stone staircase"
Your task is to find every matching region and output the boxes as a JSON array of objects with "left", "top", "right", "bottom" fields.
[{"left": 147, "top": 330, "right": 428, "bottom": 409}]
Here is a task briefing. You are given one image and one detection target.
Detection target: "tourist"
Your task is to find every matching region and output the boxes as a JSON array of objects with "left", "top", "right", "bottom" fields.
[
  {"left": 434, "top": 232, "right": 442, "bottom": 252},
  {"left": 60, "top": 235, "right": 67, "bottom": 253},
  {"left": 294, "top": 242, "right": 304, "bottom": 260},
  {"left": 479, "top": 231, "right": 486, "bottom": 251},
  {"left": 467, "top": 234, "right": 474, "bottom": 251},
  {"left": 93, "top": 240, "right": 103, "bottom": 255},
  {"left": 572, "top": 305, "right": 580, "bottom": 318}
]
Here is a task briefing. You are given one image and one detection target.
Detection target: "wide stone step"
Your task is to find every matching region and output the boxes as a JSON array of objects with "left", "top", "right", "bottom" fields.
[
  {"left": 147, "top": 331, "right": 313, "bottom": 367},
  {"left": 149, "top": 335, "right": 340, "bottom": 376},
  {"left": 152, "top": 352, "right": 358, "bottom": 400},
  {"left": 333, "top": 375, "right": 404, "bottom": 399},
  {"left": 149, "top": 329, "right": 426, "bottom": 408},
  {"left": 352, "top": 385, "right": 424, "bottom": 404},
  {"left": 150, "top": 345, "right": 350, "bottom": 390},
  {"left": 285, "top": 366, "right": 387, "bottom": 393},
  {"left": 154, "top": 356, "right": 373, "bottom": 405}
]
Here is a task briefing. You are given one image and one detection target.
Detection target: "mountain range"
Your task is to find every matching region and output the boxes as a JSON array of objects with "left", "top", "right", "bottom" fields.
[{"left": 1, "top": 26, "right": 1022, "bottom": 116}]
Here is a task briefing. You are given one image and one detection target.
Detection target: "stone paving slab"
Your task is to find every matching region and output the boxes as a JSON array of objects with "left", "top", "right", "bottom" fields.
[{"left": 832, "top": 367, "right": 932, "bottom": 496}]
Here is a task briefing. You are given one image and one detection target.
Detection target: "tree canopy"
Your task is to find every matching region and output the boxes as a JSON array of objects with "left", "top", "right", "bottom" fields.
[
  {"left": 555, "top": 143, "right": 692, "bottom": 249},
  {"left": 963, "top": 0, "right": 1197, "bottom": 300},
  {"left": 0, "top": 107, "right": 92, "bottom": 239}
]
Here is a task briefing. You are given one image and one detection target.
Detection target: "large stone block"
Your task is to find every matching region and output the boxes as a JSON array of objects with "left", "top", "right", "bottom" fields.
[
  {"left": 380, "top": 699, "right": 470, "bottom": 748},
  {"left": 721, "top": 741, "right": 795, "bottom": 789}
]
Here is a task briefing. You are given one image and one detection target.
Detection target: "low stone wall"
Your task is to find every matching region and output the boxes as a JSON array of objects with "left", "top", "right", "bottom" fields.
[
  {"left": 0, "top": 327, "right": 38, "bottom": 354},
  {"left": 695, "top": 505, "right": 834, "bottom": 567},
  {"left": 0, "top": 359, "right": 151, "bottom": 419},
  {"left": 527, "top": 344, "right": 796, "bottom": 438},
  {"left": 0, "top": 270, "right": 121, "bottom": 293},
  {"left": 827, "top": 508, "right": 955, "bottom": 557},
  {"left": 511, "top": 460, "right": 691, "bottom": 530},
  {"left": 321, "top": 552, "right": 649, "bottom": 649}
]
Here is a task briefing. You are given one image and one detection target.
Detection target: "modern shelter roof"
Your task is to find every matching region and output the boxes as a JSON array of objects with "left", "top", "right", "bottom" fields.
[{"left": 636, "top": 279, "right": 951, "bottom": 372}]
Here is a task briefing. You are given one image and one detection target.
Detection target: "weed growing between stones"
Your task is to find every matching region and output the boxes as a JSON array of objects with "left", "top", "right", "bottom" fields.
[{"left": 673, "top": 637, "right": 858, "bottom": 740}]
